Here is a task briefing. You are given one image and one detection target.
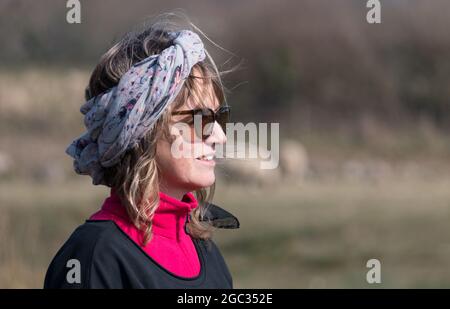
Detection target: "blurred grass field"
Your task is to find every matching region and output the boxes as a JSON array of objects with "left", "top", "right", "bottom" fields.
[
  {"left": 0, "top": 66, "right": 449, "bottom": 288},
  {"left": 2, "top": 0, "right": 450, "bottom": 289},
  {"left": 1, "top": 175, "right": 450, "bottom": 288}
]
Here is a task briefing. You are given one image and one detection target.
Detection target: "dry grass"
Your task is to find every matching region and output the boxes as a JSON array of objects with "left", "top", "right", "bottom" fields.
[
  {"left": 215, "top": 178, "right": 450, "bottom": 288},
  {"left": 0, "top": 67, "right": 449, "bottom": 288},
  {"left": 1, "top": 176, "right": 450, "bottom": 288},
  {"left": 0, "top": 68, "right": 88, "bottom": 136}
]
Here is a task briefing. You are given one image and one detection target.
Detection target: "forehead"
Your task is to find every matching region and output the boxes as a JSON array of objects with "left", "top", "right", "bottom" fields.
[{"left": 180, "top": 68, "right": 220, "bottom": 111}]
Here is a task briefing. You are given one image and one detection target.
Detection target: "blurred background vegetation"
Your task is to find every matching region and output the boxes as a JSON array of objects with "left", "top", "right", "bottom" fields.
[{"left": 0, "top": 0, "right": 449, "bottom": 288}]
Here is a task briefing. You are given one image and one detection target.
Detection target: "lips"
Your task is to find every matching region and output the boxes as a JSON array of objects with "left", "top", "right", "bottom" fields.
[{"left": 196, "top": 153, "right": 215, "bottom": 161}]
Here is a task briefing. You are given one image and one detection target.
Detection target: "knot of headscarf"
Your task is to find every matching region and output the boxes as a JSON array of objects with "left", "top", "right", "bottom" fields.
[{"left": 66, "top": 30, "right": 206, "bottom": 186}]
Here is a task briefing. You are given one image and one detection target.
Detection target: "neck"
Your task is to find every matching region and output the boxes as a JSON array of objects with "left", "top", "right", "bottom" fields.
[{"left": 158, "top": 183, "right": 191, "bottom": 201}]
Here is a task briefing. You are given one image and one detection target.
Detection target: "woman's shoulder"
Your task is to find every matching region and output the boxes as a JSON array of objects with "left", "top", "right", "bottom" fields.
[
  {"left": 197, "top": 238, "right": 233, "bottom": 286},
  {"left": 53, "top": 220, "right": 123, "bottom": 257},
  {"left": 43, "top": 220, "right": 125, "bottom": 288}
]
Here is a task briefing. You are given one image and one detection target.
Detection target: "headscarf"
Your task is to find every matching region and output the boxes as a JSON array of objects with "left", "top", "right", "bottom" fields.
[{"left": 66, "top": 30, "right": 206, "bottom": 185}]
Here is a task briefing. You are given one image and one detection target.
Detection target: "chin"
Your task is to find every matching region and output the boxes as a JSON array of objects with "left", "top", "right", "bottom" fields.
[{"left": 190, "top": 174, "right": 216, "bottom": 190}]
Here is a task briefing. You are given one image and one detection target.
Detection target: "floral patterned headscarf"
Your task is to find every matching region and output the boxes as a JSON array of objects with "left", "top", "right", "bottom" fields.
[{"left": 66, "top": 30, "right": 206, "bottom": 185}]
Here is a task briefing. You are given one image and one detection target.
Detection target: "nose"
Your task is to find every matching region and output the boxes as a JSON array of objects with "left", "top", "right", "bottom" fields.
[{"left": 204, "top": 121, "right": 227, "bottom": 145}]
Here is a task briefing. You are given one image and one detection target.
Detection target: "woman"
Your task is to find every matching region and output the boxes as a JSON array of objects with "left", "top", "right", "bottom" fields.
[{"left": 44, "top": 17, "right": 239, "bottom": 289}]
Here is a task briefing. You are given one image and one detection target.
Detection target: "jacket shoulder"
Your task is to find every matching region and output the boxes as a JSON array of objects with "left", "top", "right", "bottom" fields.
[
  {"left": 44, "top": 220, "right": 120, "bottom": 289},
  {"left": 200, "top": 238, "right": 233, "bottom": 288}
]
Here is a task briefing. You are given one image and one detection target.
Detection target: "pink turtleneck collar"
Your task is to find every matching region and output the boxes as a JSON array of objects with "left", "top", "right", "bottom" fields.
[{"left": 89, "top": 188, "right": 201, "bottom": 278}]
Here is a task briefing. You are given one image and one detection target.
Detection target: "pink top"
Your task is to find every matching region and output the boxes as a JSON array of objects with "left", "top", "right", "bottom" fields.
[{"left": 89, "top": 188, "right": 201, "bottom": 278}]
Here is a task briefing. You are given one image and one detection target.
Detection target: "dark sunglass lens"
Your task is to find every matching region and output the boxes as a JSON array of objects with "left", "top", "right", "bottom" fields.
[
  {"left": 216, "top": 108, "right": 230, "bottom": 131},
  {"left": 191, "top": 107, "right": 230, "bottom": 140},
  {"left": 202, "top": 109, "right": 215, "bottom": 138}
]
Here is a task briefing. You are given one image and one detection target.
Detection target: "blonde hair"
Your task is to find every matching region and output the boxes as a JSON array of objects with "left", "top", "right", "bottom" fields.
[{"left": 85, "top": 14, "right": 228, "bottom": 245}]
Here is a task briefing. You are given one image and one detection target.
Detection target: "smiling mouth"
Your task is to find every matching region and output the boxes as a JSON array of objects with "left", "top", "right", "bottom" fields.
[{"left": 196, "top": 154, "right": 215, "bottom": 161}]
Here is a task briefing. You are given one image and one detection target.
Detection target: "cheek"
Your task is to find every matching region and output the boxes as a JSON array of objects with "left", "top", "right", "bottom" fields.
[
  {"left": 156, "top": 140, "right": 191, "bottom": 177},
  {"left": 182, "top": 142, "right": 216, "bottom": 187},
  {"left": 156, "top": 138, "right": 216, "bottom": 188}
]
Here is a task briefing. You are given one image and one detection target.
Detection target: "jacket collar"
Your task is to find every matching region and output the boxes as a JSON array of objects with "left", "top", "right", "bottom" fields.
[
  {"left": 95, "top": 188, "right": 239, "bottom": 238},
  {"left": 200, "top": 203, "right": 240, "bottom": 229}
]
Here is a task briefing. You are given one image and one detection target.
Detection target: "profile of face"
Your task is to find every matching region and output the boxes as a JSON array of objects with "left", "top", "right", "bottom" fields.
[{"left": 155, "top": 71, "right": 227, "bottom": 198}]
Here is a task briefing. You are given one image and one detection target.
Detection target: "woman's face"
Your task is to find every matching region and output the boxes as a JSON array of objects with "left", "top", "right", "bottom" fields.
[{"left": 155, "top": 76, "right": 227, "bottom": 199}]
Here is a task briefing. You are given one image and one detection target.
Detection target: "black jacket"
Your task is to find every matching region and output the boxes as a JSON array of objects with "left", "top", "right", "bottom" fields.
[{"left": 44, "top": 204, "right": 239, "bottom": 289}]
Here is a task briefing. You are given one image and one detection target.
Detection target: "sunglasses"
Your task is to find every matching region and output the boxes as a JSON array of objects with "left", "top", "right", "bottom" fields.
[{"left": 171, "top": 106, "right": 231, "bottom": 140}]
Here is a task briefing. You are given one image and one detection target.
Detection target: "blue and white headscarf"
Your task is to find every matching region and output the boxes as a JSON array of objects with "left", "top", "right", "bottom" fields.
[{"left": 66, "top": 30, "right": 206, "bottom": 186}]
